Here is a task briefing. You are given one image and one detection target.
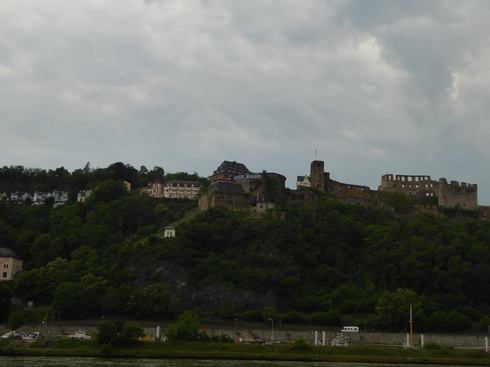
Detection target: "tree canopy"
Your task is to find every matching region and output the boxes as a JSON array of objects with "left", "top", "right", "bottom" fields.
[{"left": 1, "top": 162, "right": 490, "bottom": 333}]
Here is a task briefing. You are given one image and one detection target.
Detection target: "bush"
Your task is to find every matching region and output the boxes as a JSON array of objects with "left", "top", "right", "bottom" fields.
[
  {"left": 96, "top": 321, "right": 118, "bottom": 345},
  {"left": 166, "top": 311, "right": 201, "bottom": 341},
  {"left": 429, "top": 310, "right": 471, "bottom": 332},
  {"left": 281, "top": 311, "right": 308, "bottom": 325},
  {"left": 289, "top": 337, "right": 312, "bottom": 350},
  {"left": 260, "top": 307, "right": 277, "bottom": 322},
  {"left": 309, "top": 310, "right": 341, "bottom": 326},
  {"left": 8, "top": 312, "right": 25, "bottom": 330},
  {"left": 203, "top": 334, "right": 234, "bottom": 343},
  {"left": 238, "top": 309, "right": 263, "bottom": 322},
  {"left": 424, "top": 342, "right": 454, "bottom": 350},
  {"left": 95, "top": 321, "right": 144, "bottom": 346},
  {"left": 216, "top": 300, "right": 235, "bottom": 319},
  {"left": 102, "top": 343, "right": 113, "bottom": 355}
]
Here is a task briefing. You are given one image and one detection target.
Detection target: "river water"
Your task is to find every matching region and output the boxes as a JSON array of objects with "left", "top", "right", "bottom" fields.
[{"left": 0, "top": 357, "right": 462, "bottom": 367}]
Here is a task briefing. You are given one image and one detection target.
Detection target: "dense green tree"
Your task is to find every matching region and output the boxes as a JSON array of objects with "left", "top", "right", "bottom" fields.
[
  {"left": 3, "top": 163, "right": 490, "bottom": 330},
  {"left": 127, "top": 283, "right": 180, "bottom": 319},
  {"left": 95, "top": 321, "right": 144, "bottom": 346},
  {"left": 0, "top": 282, "right": 12, "bottom": 322},
  {"left": 96, "top": 321, "right": 144, "bottom": 346},
  {"left": 375, "top": 288, "right": 422, "bottom": 331},
  {"left": 96, "top": 321, "right": 119, "bottom": 344},
  {"left": 52, "top": 282, "right": 84, "bottom": 319},
  {"left": 166, "top": 311, "right": 202, "bottom": 341}
]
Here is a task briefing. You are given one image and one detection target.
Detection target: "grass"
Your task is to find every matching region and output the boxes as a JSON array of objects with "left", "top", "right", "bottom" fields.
[{"left": 2, "top": 338, "right": 490, "bottom": 365}]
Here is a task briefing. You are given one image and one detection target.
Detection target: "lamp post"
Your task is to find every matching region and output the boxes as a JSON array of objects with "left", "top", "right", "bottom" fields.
[
  {"left": 409, "top": 305, "right": 413, "bottom": 349},
  {"left": 268, "top": 317, "right": 274, "bottom": 343}
]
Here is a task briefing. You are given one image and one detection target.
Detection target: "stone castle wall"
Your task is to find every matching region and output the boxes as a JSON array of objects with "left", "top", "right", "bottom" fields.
[
  {"left": 202, "top": 160, "right": 480, "bottom": 213},
  {"left": 380, "top": 174, "right": 436, "bottom": 199},
  {"left": 436, "top": 178, "right": 478, "bottom": 210}
]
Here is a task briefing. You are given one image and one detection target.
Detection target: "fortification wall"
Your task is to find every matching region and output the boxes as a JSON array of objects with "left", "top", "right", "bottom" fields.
[
  {"left": 436, "top": 178, "right": 478, "bottom": 209},
  {"left": 198, "top": 192, "right": 247, "bottom": 211},
  {"left": 329, "top": 180, "right": 377, "bottom": 199},
  {"left": 379, "top": 174, "right": 436, "bottom": 198},
  {"left": 234, "top": 176, "right": 264, "bottom": 194},
  {"left": 327, "top": 180, "right": 378, "bottom": 207}
]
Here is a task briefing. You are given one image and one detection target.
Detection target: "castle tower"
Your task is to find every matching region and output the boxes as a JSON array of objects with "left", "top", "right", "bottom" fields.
[
  {"left": 435, "top": 178, "right": 478, "bottom": 209},
  {"left": 310, "top": 160, "right": 326, "bottom": 191}
]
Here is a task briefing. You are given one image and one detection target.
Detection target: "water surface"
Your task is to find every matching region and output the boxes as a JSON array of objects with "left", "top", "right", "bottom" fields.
[{"left": 0, "top": 356, "right": 464, "bottom": 367}]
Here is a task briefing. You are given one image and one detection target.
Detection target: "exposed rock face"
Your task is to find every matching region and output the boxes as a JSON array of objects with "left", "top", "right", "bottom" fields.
[{"left": 126, "top": 260, "right": 276, "bottom": 312}]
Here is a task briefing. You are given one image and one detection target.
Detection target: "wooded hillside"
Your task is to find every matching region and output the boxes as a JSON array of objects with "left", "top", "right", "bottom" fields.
[{"left": 1, "top": 163, "right": 489, "bottom": 333}]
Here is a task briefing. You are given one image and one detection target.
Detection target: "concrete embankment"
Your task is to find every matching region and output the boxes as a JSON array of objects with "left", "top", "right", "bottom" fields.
[{"left": 3, "top": 323, "right": 490, "bottom": 349}]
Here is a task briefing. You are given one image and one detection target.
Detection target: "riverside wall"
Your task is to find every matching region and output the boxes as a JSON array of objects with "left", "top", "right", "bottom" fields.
[{"left": 4, "top": 323, "right": 490, "bottom": 349}]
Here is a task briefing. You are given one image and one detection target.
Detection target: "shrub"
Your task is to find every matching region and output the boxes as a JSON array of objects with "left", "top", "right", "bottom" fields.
[
  {"left": 281, "top": 311, "right": 308, "bottom": 325},
  {"left": 8, "top": 312, "right": 25, "bottom": 330},
  {"left": 424, "top": 342, "right": 442, "bottom": 349},
  {"left": 203, "top": 334, "right": 234, "bottom": 343},
  {"left": 102, "top": 343, "right": 113, "bottom": 355},
  {"left": 95, "top": 321, "right": 144, "bottom": 346},
  {"left": 289, "top": 337, "right": 312, "bottom": 350},
  {"left": 96, "top": 321, "right": 119, "bottom": 345},
  {"left": 166, "top": 311, "right": 201, "bottom": 341},
  {"left": 238, "top": 309, "right": 263, "bottom": 322},
  {"left": 424, "top": 342, "right": 454, "bottom": 350},
  {"left": 310, "top": 310, "right": 341, "bottom": 326}
]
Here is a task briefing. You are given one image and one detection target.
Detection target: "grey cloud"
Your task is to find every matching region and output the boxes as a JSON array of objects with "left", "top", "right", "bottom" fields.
[{"left": 1, "top": 1, "right": 490, "bottom": 203}]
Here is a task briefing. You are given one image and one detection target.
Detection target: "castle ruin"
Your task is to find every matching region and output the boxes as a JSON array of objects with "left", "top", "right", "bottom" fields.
[
  {"left": 199, "top": 159, "right": 481, "bottom": 215},
  {"left": 306, "top": 160, "right": 478, "bottom": 210}
]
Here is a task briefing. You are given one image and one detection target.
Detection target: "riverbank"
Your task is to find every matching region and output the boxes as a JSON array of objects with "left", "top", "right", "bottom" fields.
[{"left": 2, "top": 339, "right": 490, "bottom": 365}]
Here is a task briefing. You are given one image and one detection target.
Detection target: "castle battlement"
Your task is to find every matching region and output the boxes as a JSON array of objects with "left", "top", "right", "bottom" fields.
[
  {"left": 439, "top": 178, "right": 477, "bottom": 191},
  {"left": 380, "top": 174, "right": 478, "bottom": 209}
]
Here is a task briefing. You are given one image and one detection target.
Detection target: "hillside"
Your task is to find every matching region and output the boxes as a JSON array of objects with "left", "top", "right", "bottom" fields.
[{"left": 1, "top": 163, "right": 490, "bottom": 334}]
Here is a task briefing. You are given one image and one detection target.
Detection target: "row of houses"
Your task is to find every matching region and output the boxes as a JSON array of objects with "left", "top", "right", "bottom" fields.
[
  {"left": 1, "top": 191, "right": 69, "bottom": 207},
  {"left": 0, "top": 190, "right": 97, "bottom": 207}
]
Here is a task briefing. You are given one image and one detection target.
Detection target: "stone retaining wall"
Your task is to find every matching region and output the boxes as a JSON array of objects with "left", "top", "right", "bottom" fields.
[{"left": 2, "top": 324, "right": 489, "bottom": 349}]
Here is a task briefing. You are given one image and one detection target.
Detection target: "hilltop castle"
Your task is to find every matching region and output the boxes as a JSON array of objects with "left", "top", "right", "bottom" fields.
[
  {"left": 199, "top": 159, "right": 482, "bottom": 215},
  {"left": 305, "top": 160, "right": 478, "bottom": 210}
]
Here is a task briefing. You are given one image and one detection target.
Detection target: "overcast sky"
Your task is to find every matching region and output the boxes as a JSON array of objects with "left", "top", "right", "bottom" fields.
[{"left": 2, "top": 1, "right": 490, "bottom": 203}]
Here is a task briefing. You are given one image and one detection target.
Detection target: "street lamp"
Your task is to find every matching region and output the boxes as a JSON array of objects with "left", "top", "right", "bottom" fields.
[{"left": 268, "top": 317, "right": 274, "bottom": 342}]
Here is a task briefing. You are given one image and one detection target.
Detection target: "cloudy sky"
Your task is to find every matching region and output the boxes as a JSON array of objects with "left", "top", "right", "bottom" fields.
[{"left": 2, "top": 1, "right": 490, "bottom": 203}]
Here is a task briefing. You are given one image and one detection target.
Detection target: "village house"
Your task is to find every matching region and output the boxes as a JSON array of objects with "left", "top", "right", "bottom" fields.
[{"left": 0, "top": 248, "right": 23, "bottom": 280}]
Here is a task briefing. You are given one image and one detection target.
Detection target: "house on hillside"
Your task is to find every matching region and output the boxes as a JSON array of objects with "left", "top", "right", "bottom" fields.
[
  {"left": 297, "top": 175, "right": 311, "bottom": 189},
  {"left": 147, "top": 181, "right": 201, "bottom": 200},
  {"left": 0, "top": 248, "right": 23, "bottom": 280},
  {"left": 163, "top": 227, "right": 176, "bottom": 238},
  {"left": 164, "top": 181, "right": 201, "bottom": 199}
]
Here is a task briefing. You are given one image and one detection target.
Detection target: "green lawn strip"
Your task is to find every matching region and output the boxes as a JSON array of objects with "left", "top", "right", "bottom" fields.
[{"left": 4, "top": 341, "right": 490, "bottom": 365}]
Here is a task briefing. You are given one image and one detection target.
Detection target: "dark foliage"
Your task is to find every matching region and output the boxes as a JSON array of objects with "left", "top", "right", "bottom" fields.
[{"left": 1, "top": 162, "right": 490, "bottom": 332}]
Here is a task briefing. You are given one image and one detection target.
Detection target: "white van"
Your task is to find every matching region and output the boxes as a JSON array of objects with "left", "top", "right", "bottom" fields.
[{"left": 341, "top": 326, "right": 359, "bottom": 333}]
